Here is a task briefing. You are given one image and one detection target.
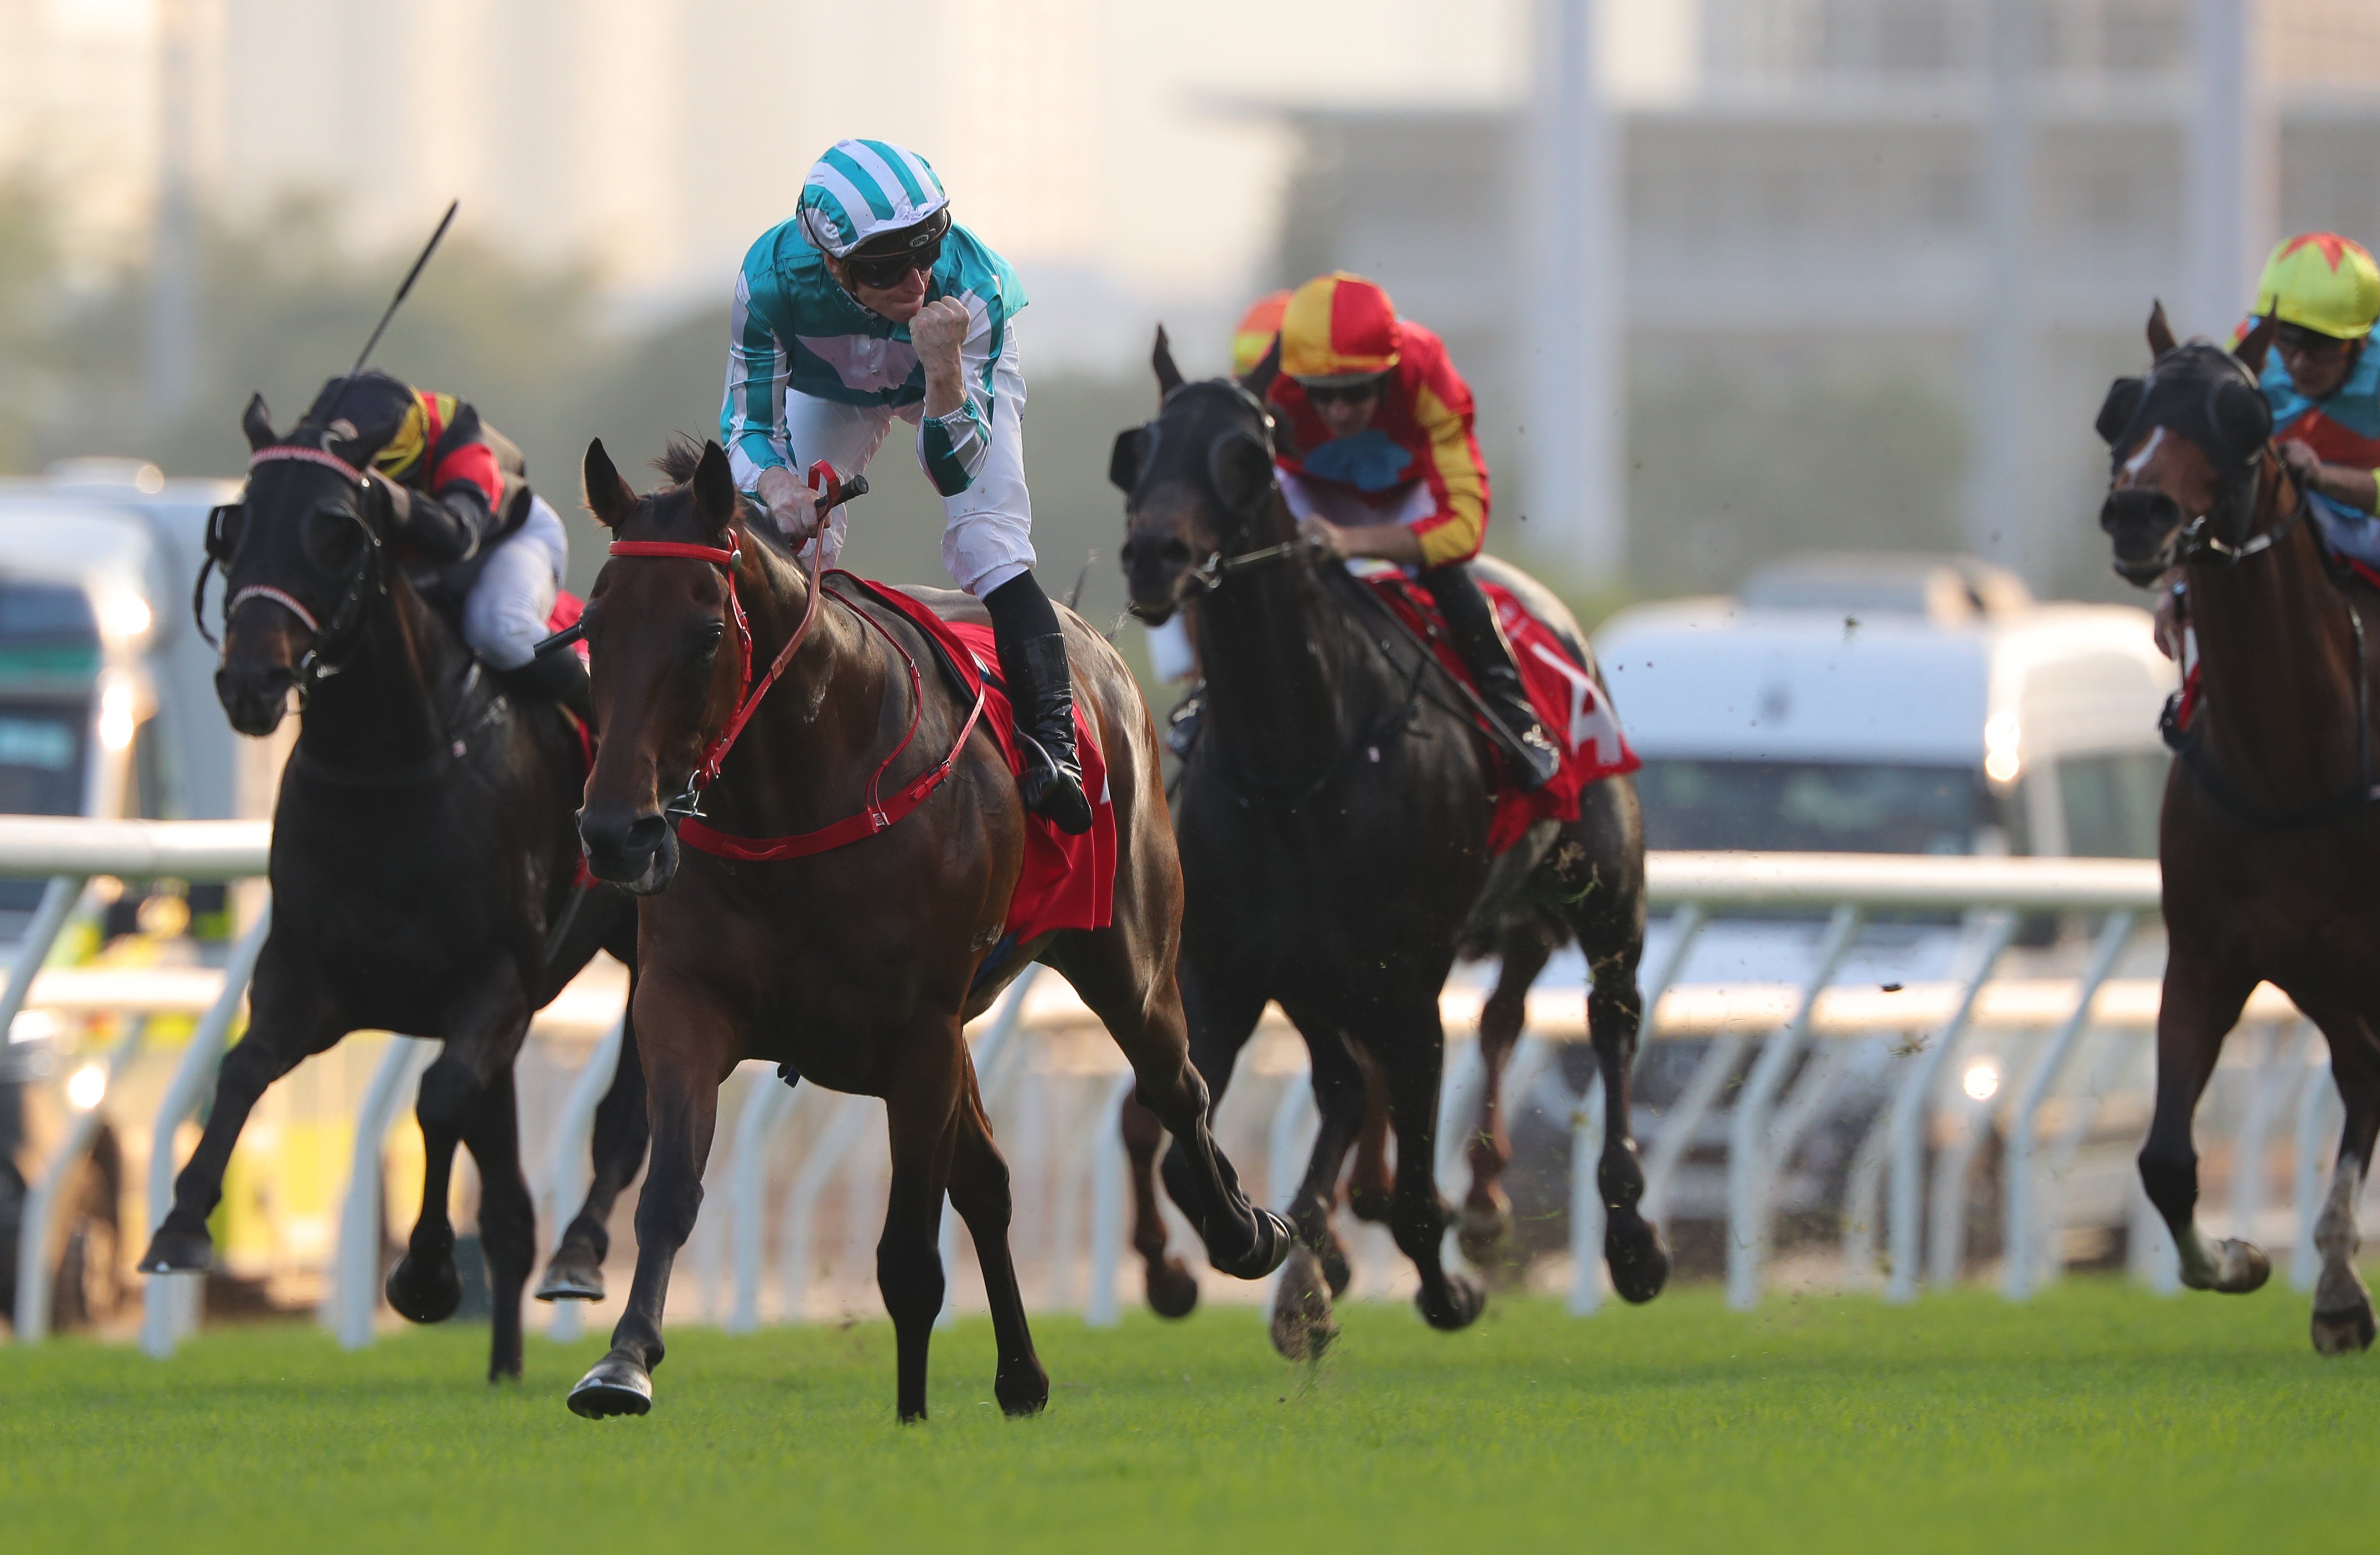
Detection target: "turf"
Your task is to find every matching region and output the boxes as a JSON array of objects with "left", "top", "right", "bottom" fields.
[{"left": 2, "top": 1278, "right": 2373, "bottom": 1553}]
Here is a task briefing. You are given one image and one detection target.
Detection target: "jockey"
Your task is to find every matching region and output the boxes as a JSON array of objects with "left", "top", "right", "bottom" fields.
[
  {"left": 1264, "top": 271, "right": 1561, "bottom": 788},
  {"left": 312, "top": 370, "right": 581, "bottom": 715},
  {"left": 720, "top": 138, "right": 1090, "bottom": 834},
  {"left": 2157, "top": 231, "right": 2380, "bottom": 658}
]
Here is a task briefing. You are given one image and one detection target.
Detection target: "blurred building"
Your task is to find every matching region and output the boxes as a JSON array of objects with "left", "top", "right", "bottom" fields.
[{"left": 1264, "top": 0, "right": 2380, "bottom": 597}]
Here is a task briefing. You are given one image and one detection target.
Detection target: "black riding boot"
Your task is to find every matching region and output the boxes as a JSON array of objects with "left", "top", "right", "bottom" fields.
[
  {"left": 1420, "top": 562, "right": 1561, "bottom": 791},
  {"left": 985, "top": 572, "right": 1094, "bottom": 834},
  {"left": 494, "top": 648, "right": 593, "bottom": 729}
]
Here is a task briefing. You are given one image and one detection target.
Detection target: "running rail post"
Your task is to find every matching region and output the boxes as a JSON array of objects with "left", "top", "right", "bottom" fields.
[
  {"left": 2229, "top": 1020, "right": 2308, "bottom": 1244},
  {"left": 538, "top": 1016, "right": 627, "bottom": 1342},
  {"left": 0, "top": 876, "right": 82, "bottom": 1043},
  {"left": 2292, "top": 1049, "right": 2337, "bottom": 1291},
  {"left": 1083, "top": 1069, "right": 1140, "bottom": 1329},
  {"left": 2002, "top": 911, "right": 2134, "bottom": 1299},
  {"left": 1568, "top": 1074, "right": 1607, "bottom": 1315},
  {"left": 1885, "top": 910, "right": 2016, "bottom": 1303},
  {"left": 1631, "top": 904, "right": 1706, "bottom": 1076},
  {"left": 13, "top": 1017, "right": 144, "bottom": 1343},
  {"left": 139, "top": 905, "right": 270, "bottom": 1359},
  {"left": 1727, "top": 905, "right": 1861, "bottom": 1310},
  {"left": 724, "top": 1072, "right": 796, "bottom": 1335},
  {"left": 325, "top": 1035, "right": 432, "bottom": 1349}
]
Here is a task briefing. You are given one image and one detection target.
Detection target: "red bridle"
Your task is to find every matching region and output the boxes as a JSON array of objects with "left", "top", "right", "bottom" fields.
[{"left": 602, "top": 528, "right": 985, "bottom": 860}]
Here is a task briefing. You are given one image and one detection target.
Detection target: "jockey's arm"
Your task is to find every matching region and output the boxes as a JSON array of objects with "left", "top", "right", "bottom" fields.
[
  {"left": 721, "top": 270, "right": 820, "bottom": 536},
  {"left": 910, "top": 295, "right": 994, "bottom": 497},
  {"left": 1298, "top": 514, "right": 1424, "bottom": 565},
  {"left": 2278, "top": 437, "right": 2380, "bottom": 513}
]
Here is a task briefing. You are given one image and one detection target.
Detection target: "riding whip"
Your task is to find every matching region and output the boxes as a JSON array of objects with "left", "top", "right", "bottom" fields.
[{"left": 319, "top": 199, "right": 460, "bottom": 427}]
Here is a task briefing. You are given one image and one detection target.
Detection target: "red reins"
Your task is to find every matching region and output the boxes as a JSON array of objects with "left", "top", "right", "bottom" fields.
[{"left": 602, "top": 529, "right": 986, "bottom": 861}]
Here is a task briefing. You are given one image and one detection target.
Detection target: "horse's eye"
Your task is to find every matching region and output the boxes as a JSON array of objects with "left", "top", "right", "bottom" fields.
[
  {"left": 300, "top": 507, "right": 360, "bottom": 569},
  {"left": 692, "top": 624, "right": 723, "bottom": 664}
]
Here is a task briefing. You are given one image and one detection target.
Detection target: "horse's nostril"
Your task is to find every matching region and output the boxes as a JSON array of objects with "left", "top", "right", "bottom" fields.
[
  {"left": 622, "top": 814, "right": 667, "bottom": 855},
  {"left": 1159, "top": 539, "right": 1191, "bottom": 568}
]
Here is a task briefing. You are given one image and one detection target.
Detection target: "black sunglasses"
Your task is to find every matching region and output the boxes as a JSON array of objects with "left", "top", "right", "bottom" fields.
[
  {"left": 1301, "top": 378, "right": 1385, "bottom": 406},
  {"left": 844, "top": 236, "right": 944, "bottom": 290},
  {"left": 2276, "top": 324, "right": 2353, "bottom": 357}
]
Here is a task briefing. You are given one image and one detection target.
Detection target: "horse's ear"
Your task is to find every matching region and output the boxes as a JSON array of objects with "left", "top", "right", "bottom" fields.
[
  {"left": 2147, "top": 300, "right": 2178, "bottom": 359},
  {"left": 241, "top": 393, "right": 275, "bottom": 452},
  {"left": 2234, "top": 311, "right": 2279, "bottom": 375},
  {"left": 2095, "top": 377, "right": 2146, "bottom": 446},
  {"left": 582, "top": 438, "right": 636, "bottom": 531},
  {"left": 692, "top": 440, "right": 737, "bottom": 533},
  {"left": 1240, "top": 334, "right": 1282, "bottom": 401},
  {"left": 1110, "top": 425, "right": 1153, "bottom": 495},
  {"left": 1208, "top": 428, "right": 1273, "bottom": 513},
  {"left": 1153, "top": 325, "right": 1184, "bottom": 401}
]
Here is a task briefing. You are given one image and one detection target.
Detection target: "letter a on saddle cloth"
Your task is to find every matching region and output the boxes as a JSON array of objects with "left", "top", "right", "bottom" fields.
[
  {"left": 1354, "top": 562, "right": 1641, "bottom": 855},
  {"left": 839, "top": 579, "right": 1118, "bottom": 946}
]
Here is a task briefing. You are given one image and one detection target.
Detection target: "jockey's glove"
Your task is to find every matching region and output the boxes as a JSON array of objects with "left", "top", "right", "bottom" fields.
[{"left": 371, "top": 472, "right": 479, "bottom": 563}]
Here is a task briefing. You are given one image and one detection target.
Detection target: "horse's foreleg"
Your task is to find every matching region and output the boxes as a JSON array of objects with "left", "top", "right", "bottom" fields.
[
  {"left": 946, "top": 1069, "right": 1048, "bottom": 1416},
  {"left": 459, "top": 1065, "right": 536, "bottom": 1381},
  {"left": 1261, "top": 1013, "right": 1369, "bottom": 1361},
  {"left": 139, "top": 951, "right": 341, "bottom": 1271},
  {"left": 569, "top": 991, "right": 729, "bottom": 1420},
  {"left": 539, "top": 994, "right": 649, "bottom": 1303},
  {"left": 1459, "top": 929, "right": 1552, "bottom": 1273},
  {"left": 1587, "top": 944, "right": 1669, "bottom": 1304},
  {"left": 1373, "top": 1002, "right": 1483, "bottom": 1332},
  {"left": 2311, "top": 1016, "right": 2380, "bottom": 1354},
  {"left": 2139, "top": 958, "right": 2261, "bottom": 1294},
  {"left": 880, "top": 1030, "right": 965, "bottom": 1424},
  {"left": 1118, "top": 1095, "right": 1198, "bottom": 1318}
]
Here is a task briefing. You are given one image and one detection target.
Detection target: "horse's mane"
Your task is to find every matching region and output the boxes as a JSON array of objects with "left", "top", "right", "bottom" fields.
[{"left": 649, "top": 435, "right": 793, "bottom": 558}]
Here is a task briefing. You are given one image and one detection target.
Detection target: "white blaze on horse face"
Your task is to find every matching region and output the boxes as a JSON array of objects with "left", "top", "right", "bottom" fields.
[{"left": 2121, "top": 426, "right": 2171, "bottom": 485}]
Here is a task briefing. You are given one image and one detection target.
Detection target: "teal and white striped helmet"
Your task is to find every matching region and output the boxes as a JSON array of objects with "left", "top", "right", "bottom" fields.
[{"left": 796, "top": 138, "right": 951, "bottom": 259}]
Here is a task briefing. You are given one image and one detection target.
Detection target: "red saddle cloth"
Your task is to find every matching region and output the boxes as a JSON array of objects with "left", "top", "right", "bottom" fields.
[
  {"left": 840, "top": 578, "right": 1118, "bottom": 944},
  {"left": 1362, "top": 571, "right": 1640, "bottom": 855}
]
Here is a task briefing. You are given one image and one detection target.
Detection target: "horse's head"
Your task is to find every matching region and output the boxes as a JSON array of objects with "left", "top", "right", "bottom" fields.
[
  {"left": 575, "top": 436, "right": 749, "bottom": 895},
  {"left": 1114, "top": 327, "right": 1290, "bottom": 623},
  {"left": 2096, "top": 303, "right": 2280, "bottom": 586},
  {"left": 213, "top": 388, "right": 391, "bottom": 736}
]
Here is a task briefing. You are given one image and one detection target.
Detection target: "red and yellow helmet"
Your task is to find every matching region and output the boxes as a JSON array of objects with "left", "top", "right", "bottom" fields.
[
  {"left": 1230, "top": 291, "right": 1289, "bottom": 378},
  {"left": 2254, "top": 232, "right": 2380, "bottom": 341},
  {"left": 1279, "top": 272, "right": 1401, "bottom": 385}
]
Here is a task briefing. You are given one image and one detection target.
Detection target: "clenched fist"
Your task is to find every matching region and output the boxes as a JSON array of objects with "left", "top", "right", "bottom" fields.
[{"left": 911, "top": 296, "right": 970, "bottom": 418}]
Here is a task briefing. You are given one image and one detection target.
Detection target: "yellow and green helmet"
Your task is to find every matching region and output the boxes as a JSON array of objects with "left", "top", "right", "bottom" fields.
[{"left": 2253, "top": 232, "right": 2380, "bottom": 341}]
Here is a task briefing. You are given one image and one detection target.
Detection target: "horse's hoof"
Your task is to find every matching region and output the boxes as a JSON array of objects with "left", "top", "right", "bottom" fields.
[
  {"left": 1606, "top": 1212, "right": 1672, "bottom": 1305},
  {"left": 2312, "top": 1299, "right": 2377, "bottom": 1356},
  {"left": 567, "top": 1353, "right": 654, "bottom": 1419},
  {"left": 1415, "top": 1272, "right": 1486, "bottom": 1332},
  {"left": 137, "top": 1222, "right": 213, "bottom": 1275},
  {"left": 1455, "top": 1202, "right": 1514, "bottom": 1267},
  {"left": 1208, "top": 1208, "right": 1293, "bottom": 1282},
  {"left": 1319, "top": 1234, "right": 1352, "bottom": 1300},
  {"left": 996, "top": 1358, "right": 1050, "bottom": 1418},
  {"left": 385, "top": 1252, "right": 463, "bottom": 1325},
  {"left": 2211, "top": 1238, "right": 2271, "bottom": 1295},
  {"left": 535, "top": 1246, "right": 606, "bottom": 1303},
  {"left": 1269, "top": 1245, "right": 1337, "bottom": 1361},
  {"left": 1144, "top": 1255, "right": 1200, "bottom": 1320}
]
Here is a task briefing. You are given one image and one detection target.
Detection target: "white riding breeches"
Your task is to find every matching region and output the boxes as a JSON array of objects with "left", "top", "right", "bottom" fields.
[
  {"left": 774, "top": 327, "right": 1036, "bottom": 598},
  {"left": 461, "top": 493, "right": 568, "bottom": 670}
]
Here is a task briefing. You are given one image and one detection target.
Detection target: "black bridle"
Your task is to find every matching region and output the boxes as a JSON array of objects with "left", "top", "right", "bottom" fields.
[{"left": 201, "top": 444, "right": 389, "bottom": 708}]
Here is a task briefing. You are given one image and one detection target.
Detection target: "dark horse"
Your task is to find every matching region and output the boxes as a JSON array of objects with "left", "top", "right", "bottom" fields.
[
  {"left": 1113, "top": 340, "right": 1667, "bottom": 1357},
  {"left": 137, "top": 386, "right": 649, "bottom": 1380},
  {"left": 2099, "top": 303, "right": 2380, "bottom": 1353},
  {"left": 566, "top": 438, "right": 1287, "bottom": 1422}
]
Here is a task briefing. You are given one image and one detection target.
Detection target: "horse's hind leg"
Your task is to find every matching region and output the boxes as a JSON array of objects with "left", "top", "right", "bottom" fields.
[
  {"left": 946, "top": 1067, "right": 1048, "bottom": 1416},
  {"left": 1587, "top": 939, "right": 1669, "bottom": 1303},
  {"left": 2310, "top": 1013, "right": 2380, "bottom": 1354},
  {"left": 570, "top": 988, "right": 731, "bottom": 1420},
  {"left": 140, "top": 947, "right": 342, "bottom": 1271},
  {"left": 1458, "top": 926, "right": 1554, "bottom": 1275},
  {"left": 2138, "top": 958, "right": 2265, "bottom": 1294},
  {"left": 539, "top": 994, "right": 649, "bottom": 1303},
  {"left": 1063, "top": 938, "right": 1290, "bottom": 1283},
  {"left": 1118, "top": 1095, "right": 1200, "bottom": 1318},
  {"left": 460, "top": 1066, "right": 536, "bottom": 1381}
]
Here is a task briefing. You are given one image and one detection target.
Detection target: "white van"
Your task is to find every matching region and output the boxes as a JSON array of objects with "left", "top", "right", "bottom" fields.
[{"left": 1596, "top": 554, "right": 2175, "bottom": 862}]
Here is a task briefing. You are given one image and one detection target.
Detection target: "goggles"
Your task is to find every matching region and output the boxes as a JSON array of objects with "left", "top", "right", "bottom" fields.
[
  {"left": 1298, "top": 374, "right": 1387, "bottom": 406},
  {"left": 840, "top": 209, "right": 951, "bottom": 291},
  {"left": 2275, "top": 322, "right": 2357, "bottom": 356}
]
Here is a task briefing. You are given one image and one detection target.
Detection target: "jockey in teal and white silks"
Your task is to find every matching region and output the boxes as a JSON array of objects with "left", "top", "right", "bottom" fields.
[{"left": 718, "top": 138, "right": 1090, "bottom": 834}]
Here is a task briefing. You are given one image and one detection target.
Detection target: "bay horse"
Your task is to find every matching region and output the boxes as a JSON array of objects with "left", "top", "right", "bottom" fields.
[
  {"left": 1113, "top": 340, "right": 1666, "bottom": 1359},
  {"left": 2099, "top": 303, "right": 2380, "bottom": 1353},
  {"left": 565, "top": 436, "right": 1288, "bottom": 1423},
  {"left": 137, "top": 386, "right": 649, "bottom": 1381}
]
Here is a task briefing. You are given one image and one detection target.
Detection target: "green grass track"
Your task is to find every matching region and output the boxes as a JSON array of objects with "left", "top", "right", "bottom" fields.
[{"left": 3, "top": 1278, "right": 2374, "bottom": 1553}]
